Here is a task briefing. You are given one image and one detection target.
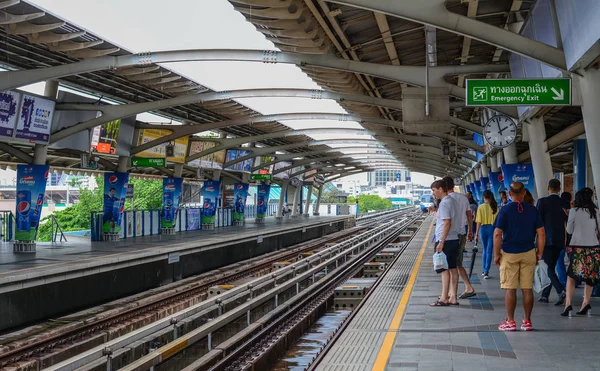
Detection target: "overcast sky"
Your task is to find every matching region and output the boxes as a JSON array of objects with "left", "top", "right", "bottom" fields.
[{"left": 27, "top": 0, "right": 434, "bottom": 185}]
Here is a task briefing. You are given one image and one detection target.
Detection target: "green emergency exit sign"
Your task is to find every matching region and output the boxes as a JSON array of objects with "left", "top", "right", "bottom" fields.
[
  {"left": 466, "top": 78, "right": 571, "bottom": 106},
  {"left": 250, "top": 174, "right": 272, "bottom": 181},
  {"left": 130, "top": 157, "right": 166, "bottom": 167}
]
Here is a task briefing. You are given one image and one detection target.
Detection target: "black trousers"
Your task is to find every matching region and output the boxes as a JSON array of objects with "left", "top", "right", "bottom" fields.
[{"left": 542, "top": 246, "right": 565, "bottom": 298}]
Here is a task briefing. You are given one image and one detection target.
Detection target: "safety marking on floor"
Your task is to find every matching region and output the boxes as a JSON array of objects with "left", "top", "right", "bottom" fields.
[{"left": 372, "top": 220, "right": 433, "bottom": 371}]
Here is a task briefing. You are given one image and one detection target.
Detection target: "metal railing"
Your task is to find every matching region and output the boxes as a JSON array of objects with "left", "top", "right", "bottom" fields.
[
  {"left": 49, "top": 215, "right": 67, "bottom": 243},
  {"left": 0, "top": 210, "right": 14, "bottom": 242}
]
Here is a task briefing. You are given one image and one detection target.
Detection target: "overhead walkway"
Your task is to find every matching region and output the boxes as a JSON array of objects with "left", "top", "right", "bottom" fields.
[
  {"left": 317, "top": 216, "right": 600, "bottom": 371},
  {"left": 0, "top": 215, "right": 349, "bottom": 332}
]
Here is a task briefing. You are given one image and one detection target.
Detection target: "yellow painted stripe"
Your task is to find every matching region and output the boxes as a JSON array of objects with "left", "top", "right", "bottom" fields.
[{"left": 372, "top": 219, "right": 434, "bottom": 371}]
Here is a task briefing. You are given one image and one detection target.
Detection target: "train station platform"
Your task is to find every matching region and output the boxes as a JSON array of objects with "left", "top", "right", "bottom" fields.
[
  {"left": 318, "top": 216, "right": 600, "bottom": 371},
  {"left": 0, "top": 215, "right": 349, "bottom": 332}
]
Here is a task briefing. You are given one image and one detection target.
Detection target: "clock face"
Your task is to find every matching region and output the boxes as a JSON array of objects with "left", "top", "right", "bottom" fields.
[{"left": 483, "top": 115, "right": 517, "bottom": 148}]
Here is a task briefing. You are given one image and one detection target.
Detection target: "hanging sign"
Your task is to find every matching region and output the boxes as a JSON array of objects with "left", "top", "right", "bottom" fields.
[
  {"left": 501, "top": 163, "right": 536, "bottom": 198},
  {"left": 15, "top": 165, "right": 49, "bottom": 241},
  {"left": 202, "top": 180, "right": 221, "bottom": 225},
  {"left": 0, "top": 90, "right": 20, "bottom": 139},
  {"left": 233, "top": 183, "right": 249, "bottom": 222},
  {"left": 102, "top": 172, "right": 129, "bottom": 234},
  {"left": 161, "top": 177, "right": 183, "bottom": 229},
  {"left": 466, "top": 78, "right": 571, "bottom": 106},
  {"left": 15, "top": 94, "right": 55, "bottom": 144},
  {"left": 256, "top": 184, "right": 271, "bottom": 219}
]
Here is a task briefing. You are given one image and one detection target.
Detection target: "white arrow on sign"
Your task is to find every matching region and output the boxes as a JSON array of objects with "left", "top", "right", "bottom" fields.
[
  {"left": 132, "top": 160, "right": 138, "bottom": 166},
  {"left": 551, "top": 87, "right": 564, "bottom": 101}
]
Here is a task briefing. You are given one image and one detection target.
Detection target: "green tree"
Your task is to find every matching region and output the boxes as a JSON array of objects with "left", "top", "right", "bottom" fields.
[
  {"left": 352, "top": 194, "right": 392, "bottom": 214},
  {"left": 347, "top": 195, "right": 356, "bottom": 204},
  {"left": 36, "top": 177, "right": 163, "bottom": 241}
]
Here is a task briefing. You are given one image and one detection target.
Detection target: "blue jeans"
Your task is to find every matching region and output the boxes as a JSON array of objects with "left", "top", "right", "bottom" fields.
[
  {"left": 557, "top": 248, "right": 567, "bottom": 286},
  {"left": 480, "top": 224, "right": 494, "bottom": 274}
]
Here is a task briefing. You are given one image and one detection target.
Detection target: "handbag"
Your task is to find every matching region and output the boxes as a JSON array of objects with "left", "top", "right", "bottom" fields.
[
  {"left": 533, "top": 260, "right": 551, "bottom": 294},
  {"left": 433, "top": 251, "right": 448, "bottom": 272}
]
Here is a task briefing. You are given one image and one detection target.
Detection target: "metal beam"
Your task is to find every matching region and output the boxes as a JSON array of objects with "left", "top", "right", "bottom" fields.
[
  {"left": 517, "top": 121, "right": 585, "bottom": 162},
  {"left": 327, "top": 0, "right": 567, "bottom": 70},
  {"left": 0, "top": 142, "right": 33, "bottom": 163}
]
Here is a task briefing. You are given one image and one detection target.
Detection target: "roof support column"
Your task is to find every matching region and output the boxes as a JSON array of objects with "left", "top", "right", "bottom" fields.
[
  {"left": 33, "top": 80, "right": 59, "bottom": 165},
  {"left": 276, "top": 179, "right": 289, "bottom": 220},
  {"left": 503, "top": 143, "right": 518, "bottom": 165},
  {"left": 291, "top": 184, "right": 301, "bottom": 219},
  {"left": 117, "top": 156, "right": 129, "bottom": 173},
  {"left": 303, "top": 184, "right": 314, "bottom": 217},
  {"left": 525, "top": 117, "right": 553, "bottom": 199},
  {"left": 480, "top": 161, "right": 489, "bottom": 177},
  {"left": 575, "top": 68, "right": 600, "bottom": 197},
  {"left": 489, "top": 155, "right": 499, "bottom": 173},
  {"left": 313, "top": 186, "right": 323, "bottom": 216}
]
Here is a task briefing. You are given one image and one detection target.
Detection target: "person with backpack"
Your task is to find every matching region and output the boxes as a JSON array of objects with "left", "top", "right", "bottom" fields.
[{"left": 561, "top": 188, "right": 600, "bottom": 317}]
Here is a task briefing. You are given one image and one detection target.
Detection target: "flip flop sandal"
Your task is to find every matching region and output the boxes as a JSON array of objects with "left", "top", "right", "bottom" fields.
[
  {"left": 449, "top": 302, "right": 460, "bottom": 305},
  {"left": 430, "top": 300, "right": 450, "bottom": 307},
  {"left": 458, "top": 291, "right": 476, "bottom": 299}
]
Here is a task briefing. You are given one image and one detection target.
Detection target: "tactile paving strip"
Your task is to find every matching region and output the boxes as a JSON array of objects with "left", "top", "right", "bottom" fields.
[{"left": 317, "top": 217, "right": 433, "bottom": 371}]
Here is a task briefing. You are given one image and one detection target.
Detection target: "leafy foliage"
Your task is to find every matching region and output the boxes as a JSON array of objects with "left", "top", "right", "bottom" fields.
[
  {"left": 36, "top": 177, "right": 162, "bottom": 241},
  {"left": 348, "top": 194, "right": 392, "bottom": 214}
]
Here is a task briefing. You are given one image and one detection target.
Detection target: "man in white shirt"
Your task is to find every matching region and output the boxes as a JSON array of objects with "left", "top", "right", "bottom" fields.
[
  {"left": 443, "top": 177, "right": 476, "bottom": 300},
  {"left": 430, "top": 179, "right": 462, "bottom": 306}
]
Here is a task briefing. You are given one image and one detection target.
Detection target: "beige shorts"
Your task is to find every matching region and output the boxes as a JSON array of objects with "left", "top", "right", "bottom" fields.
[{"left": 500, "top": 249, "right": 537, "bottom": 289}]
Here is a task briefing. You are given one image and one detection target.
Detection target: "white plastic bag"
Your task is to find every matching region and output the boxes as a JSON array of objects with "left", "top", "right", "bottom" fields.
[
  {"left": 433, "top": 251, "right": 449, "bottom": 272},
  {"left": 533, "top": 260, "right": 552, "bottom": 293}
]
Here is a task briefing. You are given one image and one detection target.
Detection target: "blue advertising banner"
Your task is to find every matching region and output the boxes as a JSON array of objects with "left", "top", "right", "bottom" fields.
[
  {"left": 15, "top": 94, "right": 55, "bottom": 144},
  {"left": 501, "top": 163, "right": 536, "bottom": 199},
  {"left": 15, "top": 164, "right": 49, "bottom": 241},
  {"left": 473, "top": 133, "right": 485, "bottom": 162},
  {"left": 480, "top": 177, "right": 490, "bottom": 194},
  {"left": 233, "top": 183, "right": 249, "bottom": 222},
  {"left": 469, "top": 183, "right": 476, "bottom": 200},
  {"left": 488, "top": 171, "right": 505, "bottom": 202},
  {"left": 0, "top": 91, "right": 20, "bottom": 139},
  {"left": 256, "top": 184, "right": 271, "bottom": 218},
  {"left": 225, "top": 150, "right": 254, "bottom": 172},
  {"left": 465, "top": 183, "right": 471, "bottom": 194},
  {"left": 474, "top": 180, "right": 482, "bottom": 203},
  {"left": 186, "top": 208, "right": 200, "bottom": 231},
  {"left": 102, "top": 172, "right": 129, "bottom": 234},
  {"left": 161, "top": 177, "right": 183, "bottom": 229},
  {"left": 202, "top": 180, "right": 221, "bottom": 225}
]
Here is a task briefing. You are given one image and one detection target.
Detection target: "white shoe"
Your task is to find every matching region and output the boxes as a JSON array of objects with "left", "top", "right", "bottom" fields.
[{"left": 484, "top": 274, "right": 490, "bottom": 279}]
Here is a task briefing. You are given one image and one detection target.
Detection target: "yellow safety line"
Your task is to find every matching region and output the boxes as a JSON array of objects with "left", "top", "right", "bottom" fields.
[{"left": 372, "top": 219, "right": 434, "bottom": 371}]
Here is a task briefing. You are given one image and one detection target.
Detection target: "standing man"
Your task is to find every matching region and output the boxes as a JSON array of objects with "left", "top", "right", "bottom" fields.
[
  {"left": 443, "top": 177, "right": 476, "bottom": 299},
  {"left": 429, "top": 179, "right": 462, "bottom": 306},
  {"left": 494, "top": 182, "right": 545, "bottom": 331},
  {"left": 536, "top": 179, "right": 568, "bottom": 304}
]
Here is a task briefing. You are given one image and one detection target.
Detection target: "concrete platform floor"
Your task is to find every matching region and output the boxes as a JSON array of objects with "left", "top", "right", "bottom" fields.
[{"left": 319, "top": 216, "right": 600, "bottom": 371}]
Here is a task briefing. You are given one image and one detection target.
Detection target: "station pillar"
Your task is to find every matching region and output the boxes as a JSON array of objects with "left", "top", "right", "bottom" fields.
[
  {"left": 173, "top": 164, "right": 183, "bottom": 178},
  {"left": 313, "top": 185, "right": 323, "bottom": 216},
  {"left": 291, "top": 184, "right": 301, "bottom": 219},
  {"left": 526, "top": 117, "right": 553, "bottom": 199},
  {"left": 575, "top": 68, "right": 600, "bottom": 197},
  {"left": 276, "top": 179, "right": 289, "bottom": 220},
  {"left": 489, "top": 156, "right": 500, "bottom": 173},
  {"left": 303, "top": 184, "right": 313, "bottom": 217},
  {"left": 480, "top": 162, "right": 489, "bottom": 177},
  {"left": 503, "top": 143, "right": 518, "bottom": 165}
]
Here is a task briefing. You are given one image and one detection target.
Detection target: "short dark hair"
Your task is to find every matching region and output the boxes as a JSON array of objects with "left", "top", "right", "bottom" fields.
[
  {"left": 109, "top": 187, "right": 115, "bottom": 192},
  {"left": 500, "top": 190, "right": 507, "bottom": 197},
  {"left": 548, "top": 179, "right": 561, "bottom": 192},
  {"left": 431, "top": 180, "right": 448, "bottom": 192},
  {"left": 510, "top": 182, "right": 525, "bottom": 195},
  {"left": 442, "top": 176, "right": 454, "bottom": 189}
]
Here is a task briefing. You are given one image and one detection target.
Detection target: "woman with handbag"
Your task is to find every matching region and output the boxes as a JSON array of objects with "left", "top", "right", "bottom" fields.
[{"left": 561, "top": 188, "right": 600, "bottom": 317}]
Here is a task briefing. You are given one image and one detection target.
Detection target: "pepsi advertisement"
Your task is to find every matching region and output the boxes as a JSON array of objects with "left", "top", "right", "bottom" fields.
[
  {"left": 233, "top": 183, "right": 249, "bottom": 222},
  {"left": 15, "top": 164, "right": 49, "bottom": 241},
  {"left": 465, "top": 183, "right": 471, "bottom": 194},
  {"left": 501, "top": 163, "right": 536, "bottom": 199},
  {"left": 473, "top": 180, "right": 482, "bottom": 203},
  {"left": 202, "top": 180, "right": 221, "bottom": 225},
  {"left": 488, "top": 171, "right": 505, "bottom": 203},
  {"left": 480, "top": 176, "right": 490, "bottom": 194},
  {"left": 256, "top": 184, "right": 271, "bottom": 219},
  {"left": 161, "top": 177, "right": 183, "bottom": 229},
  {"left": 102, "top": 172, "right": 129, "bottom": 234}
]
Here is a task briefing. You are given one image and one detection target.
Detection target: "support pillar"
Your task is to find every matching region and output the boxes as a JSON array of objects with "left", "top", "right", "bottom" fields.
[
  {"left": 117, "top": 156, "right": 129, "bottom": 173},
  {"left": 303, "top": 184, "right": 313, "bottom": 217},
  {"left": 291, "top": 184, "right": 300, "bottom": 219},
  {"left": 480, "top": 161, "right": 489, "bottom": 177},
  {"left": 313, "top": 185, "right": 323, "bottom": 216},
  {"left": 174, "top": 164, "right": 183, "bottom": 178},
  {"left": 503, "top": 143, "right": 518, "bottom": 165},
  {"left": 526, "top": 117, "right": 553, "bottom": 199},
  {"left": 576, "top": 68, "right": 600, "bottom": 198},
  {"left": 489, "top": 155, "right": 500, "bottom": 173},
  {"left": 276, "top": 179, "right": 289, "bottom": 220},
  {"left": 497, "top": 151, "right": 505, "bottom": 168}
]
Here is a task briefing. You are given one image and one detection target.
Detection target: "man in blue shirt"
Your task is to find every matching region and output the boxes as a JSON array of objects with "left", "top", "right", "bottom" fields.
[{"left": 494, "top": 182, "right": 545, "bottom": 331}]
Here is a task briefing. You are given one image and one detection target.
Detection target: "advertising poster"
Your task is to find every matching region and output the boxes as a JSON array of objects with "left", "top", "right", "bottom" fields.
[
  {"left": 15, "top": 94, "right": 55, "bottom": 144},
  {"left": 474, "top": 180, "right": 482, "bottom": 203},
  {"left": 91, "top": 119, "right": 121, "bottom": 155},
  {"left": 102, "top": 172, "right": 129, "bottom": 233},
  {"left": 489, "top": 171, "right": 505, "bottom": 202},
  {"left": 15, "top": 164, "right": 49, "bottom": 241},
  {"left": 202, "top": 180, "right": 221, "bottom": 225},
  {"left": 273, "top": 161, "right": 292, "bottom": 179},
  {"left": 187, "top": 141, "right": 226, "bottom": 169},
  {"left": 256, "top": 184, "right": 271, "bottom": 219},
  {"left": 0, "top": 90, "right": 20, "bottom": 139},
  {"left": 187, "top": 208, "right": 200, "bottom": 231},
  {"left": 465, "top": 183, "right": 471, "bottom": 194},
  {"left": 135, "top": 128, "right": 189, "bottom": 163},
  {"left": 233, "top": 183, "right": 249, "bottom": 222},
  {"left": 225, "top": 149, "right": 254, "bottom": 172},
  {"left": 501, "top": 163, "right": 536, "bottom": 198},
  {"left": 161, "top": 177, "right": 183, "bottom": 229},
  {"left": 223, "top": 184, "right": 235, "bottom": 208},
  {"left": 480, "top": 176, "right": 490, "bottom": 195}
]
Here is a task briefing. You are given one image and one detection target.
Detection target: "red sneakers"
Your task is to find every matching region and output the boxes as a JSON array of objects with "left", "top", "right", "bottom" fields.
[
  {"left": 521, "top": 319, "right": 533, "bottom": 331},
  {"left": 498, "top": 318, "right": 516, "bottom": 331}
]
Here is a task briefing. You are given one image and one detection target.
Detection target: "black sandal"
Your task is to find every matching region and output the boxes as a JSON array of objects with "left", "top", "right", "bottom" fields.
[{"left": 430, "top": 300, "right": 450, "bottom": 307}]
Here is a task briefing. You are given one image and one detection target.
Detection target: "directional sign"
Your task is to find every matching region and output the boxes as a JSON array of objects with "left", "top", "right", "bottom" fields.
[
  {"left": 250, "top": 173, "right": 272, "bottom": 181},
  {"left": 130, "top": 157, "right": 166, "bottom": 167},
  {"left": 466, "top": 79, "right": 571, "bottom": 106},
  {"left": 395, "top": 172, "right": 401, "bottom": 180}
]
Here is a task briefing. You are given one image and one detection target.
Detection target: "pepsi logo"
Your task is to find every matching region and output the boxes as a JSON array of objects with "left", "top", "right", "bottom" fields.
[
  {"left": 166, "top": 184, "right": 176, "bottom": 190},
  {"left": 36, "top": 198, "right": 43, "bottom": 206},
  {"left": 206, "top": 187, "right": 215, "bottom": 192},
  {"left": 204, "top": 203, "right": 210, "bottom": 208},
  {"left": 109, "top": 175, "right": 118, "bottom": 184},
  {"left": 17, "top": 201, "right": 30, "bottom": 213},
  {"left": 498, "top": 174, "right": 504, "bottom": 182},
  {"left": 44, "top": 170, "right": 49, "bottom": 179},
  {"left": 236, "top": 184, "right": 244, "bottom": 190},
  {"left": 258, "top": 200, "right": 264, "bottom": 206},
  {"left": 119, "top": 205, "right": 124, "bottom": 213}
]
